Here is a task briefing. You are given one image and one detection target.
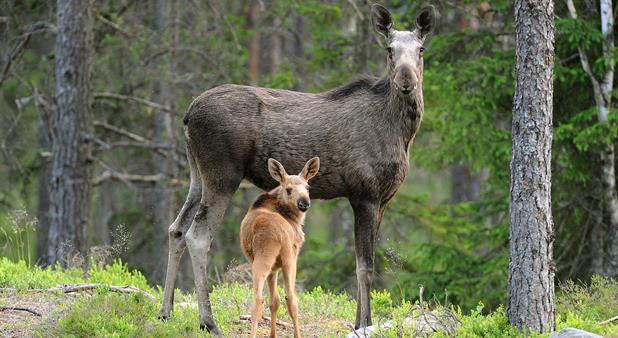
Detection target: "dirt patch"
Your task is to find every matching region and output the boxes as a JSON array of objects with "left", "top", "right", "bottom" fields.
[{"left": 0, "top": 290, "right": 72, "bottom": 337}]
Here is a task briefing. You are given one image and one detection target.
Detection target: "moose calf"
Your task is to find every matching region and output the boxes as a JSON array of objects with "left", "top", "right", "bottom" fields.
[{"left": 240, "top": 157, "right": 320, "bottom": 338}]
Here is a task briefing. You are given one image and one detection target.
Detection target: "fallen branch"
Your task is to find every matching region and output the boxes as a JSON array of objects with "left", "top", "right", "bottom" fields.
[
  {"left": 0, "top": 306, "right": 42, "bottom": 316},
  {"left": 239, "top": 314, "right": 294, "bottom": 329},
  {"left": 1, "top": 284, "right": 156, "bottom": 301},
  {"left": 599, "top": 315, "right": 618, "bottom": 325}
]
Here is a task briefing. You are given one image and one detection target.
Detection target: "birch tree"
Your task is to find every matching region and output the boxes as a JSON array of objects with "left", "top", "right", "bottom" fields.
[{"left": 566, "top": 0, "right": 618, "bottom": 276}]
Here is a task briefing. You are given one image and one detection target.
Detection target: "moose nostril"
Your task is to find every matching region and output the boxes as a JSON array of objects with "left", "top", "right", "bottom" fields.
[{"left": 298, "top": 200, "right": 310, "bottom": 212}]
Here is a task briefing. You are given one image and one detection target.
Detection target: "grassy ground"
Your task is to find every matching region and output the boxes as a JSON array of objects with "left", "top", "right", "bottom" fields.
[{"left": 0, "top": 258, "right": 616, "bottom": 337}]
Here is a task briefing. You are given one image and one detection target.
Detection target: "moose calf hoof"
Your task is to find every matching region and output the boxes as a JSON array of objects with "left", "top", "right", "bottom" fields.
[{"left": 157, "top": 314, "right": 169, "bottom": 322}]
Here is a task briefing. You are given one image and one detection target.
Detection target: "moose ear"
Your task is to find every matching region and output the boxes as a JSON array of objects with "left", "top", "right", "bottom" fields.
[
  {"left": 300, "top": 157, "right": 320, "bottom": 181},
  {"left": 415, "top": 6, "right": 436, "bottom": 39},
  {"left": 371, "top": 4, "right": 393, "bottom": 38},
  {"left": 268, "top": 158, "right": 288, "bottom": 183}
]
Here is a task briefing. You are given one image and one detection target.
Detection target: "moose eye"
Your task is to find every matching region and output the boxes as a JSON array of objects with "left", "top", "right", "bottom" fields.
[
  {"left": 286, "top": 188, "right": 292, "bottom": 195},
  {"left": 386, "top": 47, "right": 393, "bottom": 54},
  {"left": 419, "top": 46, "right": 425, "bottom": 54}
]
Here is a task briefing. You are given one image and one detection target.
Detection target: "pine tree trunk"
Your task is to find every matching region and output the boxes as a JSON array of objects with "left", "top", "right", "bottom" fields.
[
  {"left": 149, "top": 0, "right": 179, "bottom": 283},
  {"left": 508, "top": 0, "right": 555, "bottom": 333},
  {"left": 47, "top": 0, "right": 94, "bottom": 265}
]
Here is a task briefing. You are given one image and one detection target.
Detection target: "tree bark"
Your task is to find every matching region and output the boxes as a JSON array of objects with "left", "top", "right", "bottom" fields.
[
  {"left": 148, "top": 0, "right": 179, "bottom": 283},
  {"left": 508, "top": 0, "right": 555, "bottom": 333},
  {"left": 47, "top": 0, "right": 94, "bottom": 265}
]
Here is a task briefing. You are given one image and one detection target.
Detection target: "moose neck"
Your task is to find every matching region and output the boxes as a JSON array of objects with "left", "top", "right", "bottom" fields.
[
  {"left": 262, "top": 188, "right": 305, "bottom": 226},
  {"left": 379, "top": 76, "right": 423, "bottom": 148}
]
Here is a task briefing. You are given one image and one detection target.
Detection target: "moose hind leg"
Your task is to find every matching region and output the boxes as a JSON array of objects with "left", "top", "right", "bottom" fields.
[
  {"left": 159, "top": 147, "right": 203, "bottom": 320},
  {"left": 350, "top": 199, "right": 380, "bottom": 329},
  {"left": 159, "top": 181, "right": 202, "bottom": 320},
  {"left": 185, "top": 185, "right": 237, "bottom": 334}
]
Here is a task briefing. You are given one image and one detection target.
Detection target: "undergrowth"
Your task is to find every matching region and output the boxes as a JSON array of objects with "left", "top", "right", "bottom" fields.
[{"left": 0, "top": 258, "right": 616, "bottom": 337}]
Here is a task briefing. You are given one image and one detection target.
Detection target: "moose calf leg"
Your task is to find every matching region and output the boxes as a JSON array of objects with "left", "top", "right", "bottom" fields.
[
  {"left": 251, "top": 257, "right": 276, "bottom": 338},
  {"left": 282, "top": 264, "right": 301, "bottom": 338},
  {"left": 267, "top": 272, "right": 280, "bottom": 338}
]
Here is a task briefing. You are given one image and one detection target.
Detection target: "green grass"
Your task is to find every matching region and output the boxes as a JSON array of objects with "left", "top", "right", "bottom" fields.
[{"left": 0, "top": 258, "right": 616, "bottom": 337}]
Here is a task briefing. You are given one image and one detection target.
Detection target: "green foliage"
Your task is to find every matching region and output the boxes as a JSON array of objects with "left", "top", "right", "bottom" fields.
[
  {"left": 0, "top": 259, "right": 615, "bottom": 337},
  {"left": 556, "top": 275, "right": 618, "bottom": 324},
  {"left": 450, "top": 305, "right": 520, "bottom": 338},
  {"left": 88, "top": 260, "right": 153, "bottom": 293},
  {"left": 0, "top": 209, "right": 37, "bottom": 266},
  {"left": 0, "top": 257, "right": 83, "bottom": 290}
]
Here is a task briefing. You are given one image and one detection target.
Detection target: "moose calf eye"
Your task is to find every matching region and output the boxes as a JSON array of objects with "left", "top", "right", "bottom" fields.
[{"left": 286, "top": 188, "right": 292, "bottom": 195}]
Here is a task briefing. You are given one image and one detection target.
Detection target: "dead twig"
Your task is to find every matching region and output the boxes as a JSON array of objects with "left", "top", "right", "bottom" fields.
[
  {"left": 239, "top": 314, "right": 294, "bottom": 329},
  {"left": 599, "top": 315, "right": 618, "bottom": 325},
  {"left": 94, "top": 92, "right": 175, "bottom": 114},
  {"left": 0, "top": 284, "right": 156, "bottom": 301},
  {"left": 0, "top": 306, "right": 42, "bottom": 316},
  {"left": 95, "top": 12, "right": 137, "bottom": 39},
  {"left": 0, "top": 22, "right": 55, "bottom": 90}
]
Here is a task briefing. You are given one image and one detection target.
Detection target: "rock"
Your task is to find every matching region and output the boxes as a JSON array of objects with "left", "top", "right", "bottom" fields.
[
  {"left": 550, "top": 328, "right": 603, "bottom": 338},
  {"left": 346, "top": 311, "right": 458, "bottom": 337}
]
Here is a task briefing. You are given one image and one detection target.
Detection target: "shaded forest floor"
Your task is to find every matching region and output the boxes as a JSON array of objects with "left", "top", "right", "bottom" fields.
[{"left": 0, "top": 258, "right": 617, "bottom": 337}]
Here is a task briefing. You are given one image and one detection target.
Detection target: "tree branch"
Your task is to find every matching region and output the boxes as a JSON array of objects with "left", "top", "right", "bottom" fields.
[
  {"left": 0, "top": 22, "right": 55, "bottom": 90},
  {"left": 95, "top": 12, "right": 137, "bottom": 39},
  {"left": 93, "top": 120, "right": 187, "bottom": 167},
  {"left": 565, "top": 0, "right": 604, "bottom": 102},
  {"left": 0, "top": 306, "right": 41, "bottom": 316},
  {"left": 94, "top": 92, "right": 175, "bottom": 114},
  {"left": 91, "top": 159, "right": 184, "bottom": 187}
]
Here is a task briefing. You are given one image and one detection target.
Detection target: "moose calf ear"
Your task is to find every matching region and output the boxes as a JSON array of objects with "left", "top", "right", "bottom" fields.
[
  {"left": 372, "top": 4, "right": 393, "bottom": 38},
  {"left": 416, "top": 6, "right": 436, "bottom": 39},
  {"left": 268, "top": 158, "right": 288, "bottom": 183},
  {"left": 300, "top": 157, "right": 320, "bottom": 181}
]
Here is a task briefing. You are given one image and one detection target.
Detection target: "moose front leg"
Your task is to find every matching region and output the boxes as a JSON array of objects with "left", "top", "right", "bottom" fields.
[{"left": 350, "top": 198, "right": 380, "bottom": 329}]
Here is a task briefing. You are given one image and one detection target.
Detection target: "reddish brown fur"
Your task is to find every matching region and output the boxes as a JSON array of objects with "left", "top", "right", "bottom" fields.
[{"left": 240, "top": 157, "right": 319, "bottom": 338}]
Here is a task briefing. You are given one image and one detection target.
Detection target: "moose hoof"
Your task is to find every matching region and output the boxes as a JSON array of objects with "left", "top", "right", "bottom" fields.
[
  {"left": 158, "top": 314, "right": 169, "bottom": 321},
  {"left": 200, "top": 323, "right": 221, "bottom": 336}
]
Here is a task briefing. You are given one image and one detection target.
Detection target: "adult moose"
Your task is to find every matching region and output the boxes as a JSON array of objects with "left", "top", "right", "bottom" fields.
[{"left": 159, "top": 4, "right": 436, "bottom": 334}]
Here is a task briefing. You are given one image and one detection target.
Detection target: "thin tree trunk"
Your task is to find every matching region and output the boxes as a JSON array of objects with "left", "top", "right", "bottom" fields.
[
  {"left": 150, "top": 0, "right": 178, "bottom": 283},
  {"left": 247, "top": 0, "right": 261, "bottom": 85},
  {"left": 36, "top": 115, "right": 51, "bottom": 264},
  {"left": 566, "top": 0, "right": 618, "bottom": 276},
  {"left": 508, "top": 0, "right": 555, "bottom": 333},
  {"left": 93, "top": 180, "right": 113, "bottom": 246},
  {"left": 599, "top": 0, "right": 618, "bottom": 277},
  {"left": 47, "top": 0, "right": 94, "bottom": 265},
  {"left": 291, "top": 15, "right": 305, "bottom": 91}
]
